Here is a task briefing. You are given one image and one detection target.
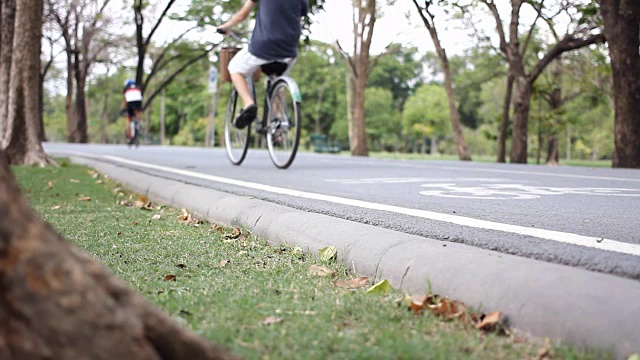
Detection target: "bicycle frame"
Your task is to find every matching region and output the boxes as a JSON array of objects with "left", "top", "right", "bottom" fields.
[{"left": 253, "top": 74, "right": 301, "bottom": 134}]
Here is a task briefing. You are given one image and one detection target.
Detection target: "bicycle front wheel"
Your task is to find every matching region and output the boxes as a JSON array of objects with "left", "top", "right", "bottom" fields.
[
  {"left": 224, "top": 88, "right": 251, "bottom": 165},
  {"left": 266, "top": 79, "right": 301, "bottom": 169}
]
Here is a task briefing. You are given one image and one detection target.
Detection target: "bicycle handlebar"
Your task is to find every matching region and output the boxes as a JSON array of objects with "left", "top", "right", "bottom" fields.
[{"left": 216, "top": 28, "right": 243, "bottom": 43}]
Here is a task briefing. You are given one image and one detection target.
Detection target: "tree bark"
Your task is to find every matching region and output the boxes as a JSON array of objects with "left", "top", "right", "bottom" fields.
[
  {"left": 412, "top": 0, "right": 471, "bottom": 161},
  {"left": 600, "top": 0, "right": 640, "bottom": 168},
  {"left": 497, "top": 74, "right": 514, "bottom": 163},
  {"left": 545, "top": 60, "right": 563, "bottom": 165},
  {"left": 72, "top": 51, "right": 88, "bottom": 143},
  {"left": 0, "top": 150, "right": 240, "bottom": 360},
  {"left": 0, "top": 0, "right": 16, "bottom": 143},
  {"left": 510, "top": 76, "right": 532, "bottom": 163},
  {"left": 64, "top": 47, "right": 76, "bottom": 142},
  {"left": 2, "top": 0, "right": 49, "bottom": 165}
]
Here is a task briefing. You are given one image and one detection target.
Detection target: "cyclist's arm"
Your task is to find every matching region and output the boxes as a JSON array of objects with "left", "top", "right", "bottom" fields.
[{"left": 218, "top": 0, "right": 256, "bottom": 32}]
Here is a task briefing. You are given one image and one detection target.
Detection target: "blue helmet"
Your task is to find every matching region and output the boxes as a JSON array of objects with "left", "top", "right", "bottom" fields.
[{"left": 124, "top": 79, "right": 135, "bottom": 87}]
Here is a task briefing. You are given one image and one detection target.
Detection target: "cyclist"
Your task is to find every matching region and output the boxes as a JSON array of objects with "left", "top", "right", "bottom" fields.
[
  {"left": 121, "top": 79, "right": 143, "bottom": 143},
  {"left": 217, "top": 0, "right": 308, "bottom": 129}
]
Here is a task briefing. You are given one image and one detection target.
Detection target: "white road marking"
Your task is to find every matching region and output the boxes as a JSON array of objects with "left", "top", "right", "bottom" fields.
[
  {"left": 418, "top": 183, "right": 640, "bottom": 200},
  {"left": 63, "top": 152, "right": 640, "bottom": 257},
  {"left": 327, "top": 177, "right": 512, "bottom": 184}
]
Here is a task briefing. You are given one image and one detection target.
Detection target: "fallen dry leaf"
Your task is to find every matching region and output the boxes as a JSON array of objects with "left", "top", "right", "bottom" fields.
[
  {"left": 261, "top": 316, "right": 283, "bottom": 325},
  {"left": 218, "top": 259, "right": 230, "bottom": 267},
  {"left": 309, "top": 265, "right": 335, "bottom": 277},
  {"left": 163, "top": 274, "right": 176, "bottom": 281},
  {"left": 474, "top": 311, "right": 502, "bottom": 330},
  {"left": 536, "top": 338, "right": 552, "bottom": 360},
  {"left": 335, "top": 277, "right": 369, "bottom": 289},
  {"left": 223, "top": 227, "right": 242, "bottom": 239},
  {"left": 177, "top": 208, "right": 201, "bottom": 224},
  {"left": 432, "top": 298, "right": 467, "bottom": 320},
  {"left": 211, "top": 224, "right": 224, "bottom": 233},
  {"left": 50, "top": 205, "right": 62, "bottom": 210},
  {"left": 76, "top": 196, "right": 91, "bottom": 201},
  {"left": 152, "top": 214, "right": 162, "bottom": 220},
  {"left": 409, "top": 295, "right": 429, "bottom": 314},
  {"left": 46, "top": 181, "right": 55, "bottom": 190}
]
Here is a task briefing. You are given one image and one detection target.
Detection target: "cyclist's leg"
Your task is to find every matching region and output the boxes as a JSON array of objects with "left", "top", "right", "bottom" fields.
[
  {"left": 228, "top": 49, "right": 266, "bottom": 128},
  {"left": 228, "top": 48, "right": 264, "bottom": 108},
  {"left": 271, "top": 57, "right": 296, "bottom": 117}
]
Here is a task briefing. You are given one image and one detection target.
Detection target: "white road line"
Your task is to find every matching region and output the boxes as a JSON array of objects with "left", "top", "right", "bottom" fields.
[
  {"left": 323, "top": 158, "right": 640, "bottom": 183},
  {"left": 66, "top": 152, "right": 640, "bottom": 257}
]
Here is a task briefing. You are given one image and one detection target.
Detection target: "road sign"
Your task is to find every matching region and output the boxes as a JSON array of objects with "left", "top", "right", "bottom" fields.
[{"left": 208, "top": 67, "right": 218, "bottom": 94}]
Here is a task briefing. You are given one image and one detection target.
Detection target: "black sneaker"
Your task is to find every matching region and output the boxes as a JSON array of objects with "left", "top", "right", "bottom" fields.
[{"left": 234, "top": 104, "right": 257, "bottom": 129}]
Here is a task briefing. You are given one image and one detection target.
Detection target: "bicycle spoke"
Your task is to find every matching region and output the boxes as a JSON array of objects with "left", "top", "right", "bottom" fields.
[{"left": 266, "top": 80, "right": 300, "bottom": 169}]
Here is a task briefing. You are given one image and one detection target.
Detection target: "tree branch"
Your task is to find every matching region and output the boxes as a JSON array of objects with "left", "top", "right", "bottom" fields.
[
  {"left": 334, "top": 40, "right": 357, "bottom": 78},
  {"left": 145, "top": 0, "right": 177, "bottom": 48},
  {"left": 521, "top": 0, "right": 544, "bottom": 59},
  {"left": 143, "top": 46, "right": 214, "bottom": 111},
  {"left": 529, "top": 32, "right": 605, "bottom": 83},
  {"left": 480, "top": 0, "right": 508, "bottom": 54}
]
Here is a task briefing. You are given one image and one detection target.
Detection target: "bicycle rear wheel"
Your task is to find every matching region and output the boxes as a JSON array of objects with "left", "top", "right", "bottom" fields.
[
  {"left": 266, "top": 79, "right": 301, "bottom": 169},
  {"left": 224, "top": 87, "right": 251, "bottom": 165}
]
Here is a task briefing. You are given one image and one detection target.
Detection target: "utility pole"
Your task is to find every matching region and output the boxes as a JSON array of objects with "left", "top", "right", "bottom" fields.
[{"left": 206, "top": 67, "right": 218, "bottom": 147}]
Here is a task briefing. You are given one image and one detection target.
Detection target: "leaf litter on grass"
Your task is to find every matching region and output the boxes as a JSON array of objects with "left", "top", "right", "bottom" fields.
[{"left": 16, "top": 163, "right": 610, "bottom": 360}]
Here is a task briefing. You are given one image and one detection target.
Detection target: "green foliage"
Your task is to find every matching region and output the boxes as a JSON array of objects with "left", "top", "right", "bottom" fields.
[
  {"left": 291, "top": 41, "right": 344, "bottom": 138},
  {"left": 368, "top": 45, "right": 424, "bottom": 111},
  {"left": 43, "top": 94, "right": 68, "bottom": 142},
  {"left": 365, "top": 87, "right": 402, "bottom": 152},
  {"left": 403, "top": 84, "right": 451, "bottom": 139}
]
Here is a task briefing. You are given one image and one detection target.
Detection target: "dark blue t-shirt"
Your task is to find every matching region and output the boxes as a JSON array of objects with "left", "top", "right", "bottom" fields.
[{"left": 249, "top": 0, "right": 308, "bottom": 60}]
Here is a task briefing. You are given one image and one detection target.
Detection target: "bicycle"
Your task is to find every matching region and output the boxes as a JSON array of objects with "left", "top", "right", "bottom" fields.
[
  {"left": 122, "top": 109, "right": 143, "bottom": 148},
  {"left": 218, "top": 30, "right": 302, "bottom": 169}
]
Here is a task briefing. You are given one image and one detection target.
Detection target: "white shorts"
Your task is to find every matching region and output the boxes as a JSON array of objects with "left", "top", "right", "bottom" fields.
[{"left": 227, "top": 48, "right": 296, "bottom": 78}]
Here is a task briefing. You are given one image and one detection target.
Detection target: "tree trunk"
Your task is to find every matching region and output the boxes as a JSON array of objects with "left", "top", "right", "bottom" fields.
[
  {"left": 0, "top": 150, "right": 240, "bottom": 360},
  {"left": 3, "top": 0, "right": 48, "bottom": 165},
  {"left": 546, "top": 137, "right": 559, "bottom": 164},
  {"left": 65, "top": 49, "right": 76, "bottom": 142},
  {"left": 566, "top": 125, "right": 572, "bottom": 161},
  {"left": 412, "top": 0, "right": 471, "bottom": 161},
  {"left": 497, "top": 74, "right": 514, "bottom": 163},
  {"left": 72, "top": 53, "right": 88, "bottom": 144},
  {"left": 601, "top": 0, "right": 640, "bottom": 168},
  {"left": 37, "top": 72, "right": 46, "bottom": 142},
  {"left": 441, "top": 60, "right": 471, "bottom": 161},
  {"left": 0, "top": 0, "right": 16, "bottom": 143},
  {"left": 510, "top": 75, "right": 532, "bottom": 163},
  {"left": 160, "top": 90, "right": 166, "bottom": 144},
  {"left": 345, "top": 70, "right": 353, "bottom": 146},
  {"left": 100, "top": 92, "right": 110, "bottom": 143},
  {"left": 351, "top": 72, "right": 368, "bottom": 156}
]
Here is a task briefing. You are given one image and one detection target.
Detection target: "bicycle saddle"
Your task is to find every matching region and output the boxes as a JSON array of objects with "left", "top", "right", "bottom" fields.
[{"left": 261, "top": 62, "right": 288, "bottom": 76}]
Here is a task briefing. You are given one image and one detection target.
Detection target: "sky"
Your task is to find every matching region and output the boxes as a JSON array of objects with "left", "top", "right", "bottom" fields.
[{"left": 308, "top": 0, "right": 474, "bottom": 56}]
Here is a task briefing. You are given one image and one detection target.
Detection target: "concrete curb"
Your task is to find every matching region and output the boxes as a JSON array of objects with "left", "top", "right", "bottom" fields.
[{"left": 71, "top": 156, "right": 640, "bottom": 359}]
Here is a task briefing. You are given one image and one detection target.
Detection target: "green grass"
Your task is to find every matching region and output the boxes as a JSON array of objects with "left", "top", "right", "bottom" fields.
[{"left": 12, "top": 162, "right": 610, "bottom": 360}]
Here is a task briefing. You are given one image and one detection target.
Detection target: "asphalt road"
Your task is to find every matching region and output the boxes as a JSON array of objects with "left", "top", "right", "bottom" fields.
[{"left": 45, "top": 143, "right": 640, "bottom": 280}]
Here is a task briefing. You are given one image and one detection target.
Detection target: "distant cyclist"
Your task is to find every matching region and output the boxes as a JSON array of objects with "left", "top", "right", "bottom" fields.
[
  {"left": 121, "top": 79, "right": 142, "bottom": 143},
  {"left": 217, "top": 0, "right": 308, "bottom": 129}
]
